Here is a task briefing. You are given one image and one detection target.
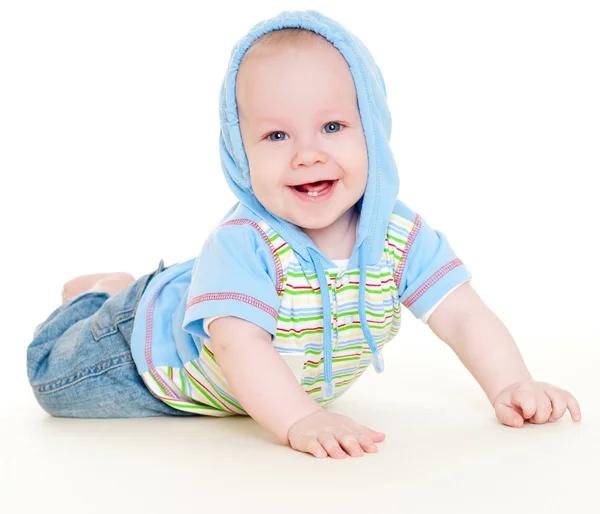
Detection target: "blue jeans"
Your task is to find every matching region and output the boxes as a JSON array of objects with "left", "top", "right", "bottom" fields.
[{"left": 27, "top": 260, "right": 193, "bottom": 418}]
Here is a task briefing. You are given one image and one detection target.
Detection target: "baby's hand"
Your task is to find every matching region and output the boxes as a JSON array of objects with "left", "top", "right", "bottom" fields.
[
  {"left": 287, "top": 411, "right": 385, "bottom": 459},
  {"left": 494, "top": 381, "right": 581, "bottom": 427}
]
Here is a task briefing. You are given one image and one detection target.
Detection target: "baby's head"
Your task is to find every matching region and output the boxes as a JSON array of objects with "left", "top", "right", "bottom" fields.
[{"left": 236, "top": 29, "right": 368, "bottom": 232}]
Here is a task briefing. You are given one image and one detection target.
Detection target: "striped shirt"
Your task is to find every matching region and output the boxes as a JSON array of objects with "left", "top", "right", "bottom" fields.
[{"left": 130, "top": 200, "right": 472, "bottom": 416}]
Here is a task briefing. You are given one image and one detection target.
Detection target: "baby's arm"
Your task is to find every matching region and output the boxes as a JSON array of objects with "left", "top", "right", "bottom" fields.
[
  {"left": 210, "top": 316, "right": 321, "bottom": 442},
  {"left": 210, "top": 316, "right": 385, "bottom": 457},
  {"left": 427, "top": 282, "right": 532, "bottom": 404},
  {"left": 427, "top": 282, "right": 581, "bottom": 426}
]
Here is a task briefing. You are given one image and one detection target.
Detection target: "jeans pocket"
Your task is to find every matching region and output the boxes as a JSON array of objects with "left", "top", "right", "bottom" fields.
[
  {"left": 89, "top": 262, "right": 165, "bottom": 342},
  {"left": 90, "top": 301, "right": 136, "bottom": 342}
]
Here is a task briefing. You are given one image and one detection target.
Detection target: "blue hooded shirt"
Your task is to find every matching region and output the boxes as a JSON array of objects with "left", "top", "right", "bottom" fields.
[{"left": 129, "top": 10, "right": 472, "bottom": 412}]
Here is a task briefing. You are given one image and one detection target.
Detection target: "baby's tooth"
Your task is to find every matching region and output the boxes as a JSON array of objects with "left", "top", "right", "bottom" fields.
[{"left": 307, "top": 191, "right": 319, "bottom": 197}]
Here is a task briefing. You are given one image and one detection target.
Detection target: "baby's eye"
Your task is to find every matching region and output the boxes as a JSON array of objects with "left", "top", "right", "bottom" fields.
[
  {"left": 267, "top": 131, "right": 288, "bottom": 141},
  {"left": 323, "top": 122, "right": 343, "bottom": 133}
]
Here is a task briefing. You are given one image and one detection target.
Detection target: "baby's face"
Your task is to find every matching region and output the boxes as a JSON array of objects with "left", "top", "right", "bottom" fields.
[{"left": 236, "top": 40, "right": 368, "bottom": 231}]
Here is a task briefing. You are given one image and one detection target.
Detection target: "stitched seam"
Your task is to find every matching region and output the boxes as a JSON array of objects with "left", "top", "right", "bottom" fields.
[
  {"left": 35, "top": 353, "right": 133, "bottom": 394},
  {"left": 90, "top": 271, "right": 155, "bottom": 340},
  {"left": 144, "top": 281, "right": 178, "bottom": 398},
  {"left": 186, "top": 292, "right": 278, "bottom": 320},
  {"left": 329, "top": 25, "right": 382, "bottom": 260},
  {"left": 221, "top": 219, "right": 285, "bottom": 295},
  {"left": 403, "top": 258, "right": 464, "bottom": 308},
  {"left": 91, "top": 312, "right": 134, "bottom": 340},
  {"left": 394, "top": 214, "right": 422, "bottom": 289}
]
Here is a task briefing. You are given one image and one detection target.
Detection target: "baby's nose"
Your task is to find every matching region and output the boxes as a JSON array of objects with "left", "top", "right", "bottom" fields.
[{"left": 291, "top": 145, "right": 328, "bottom": 168}]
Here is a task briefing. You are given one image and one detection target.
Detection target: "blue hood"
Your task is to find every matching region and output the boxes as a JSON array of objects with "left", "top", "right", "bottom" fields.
[{"left": 219, "top": 10, "right": 399, "bottom": 398}]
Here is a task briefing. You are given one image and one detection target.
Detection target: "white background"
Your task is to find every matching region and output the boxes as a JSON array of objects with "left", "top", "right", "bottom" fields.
[{"left": 1, "top": 1, "right": 599, "bottom": 513}]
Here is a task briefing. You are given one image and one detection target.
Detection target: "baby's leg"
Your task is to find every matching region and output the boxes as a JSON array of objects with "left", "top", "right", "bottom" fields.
[
  {"left": 62, "top": 272, "right": 135, "bottom": 304},
  {"left": 29, "top": 264, "right": 193, "bottom": 418}
]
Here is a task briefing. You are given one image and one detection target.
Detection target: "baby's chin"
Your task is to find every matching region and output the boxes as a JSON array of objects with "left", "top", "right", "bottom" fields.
[
  {"left": 297, "top": 221, "right": 333, "bottom": 232},
  {"left": 283, "top": 211, "right": 349, "bottom": 233},
  {"left": 275, "top": 215, "right": 326, "bottom": 231},
  {"left": 262, "top": 199, "right": 359, "bottom": 233}
]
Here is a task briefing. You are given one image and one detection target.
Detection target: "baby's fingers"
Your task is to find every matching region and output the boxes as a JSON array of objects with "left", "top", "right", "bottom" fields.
[
  {"left": 301, "top": 437, "right": 327, "bottom": 459},
  {"left": 547, "top": 392, "right": 568, "bottom": 423},
  {"left": 529, "top": 392, "right": 552, "bottom": 424},
  {"left": 566, "top": 393, "right": 582, "bottom": 422},
  {"left": 544, "top": 386, "right": 581, "bottom": 423},
  {"left": 356, "top": 433, "right": 379, "bottom": 453},
  {"left": 496, "top": 402, "right": 524, "bottom": 428},
  {"left": 511, "top": 389, "right": 537, "bottom": 420},
  {"left": 318, "top": 434, "right": 347, "bottom": 459},
  {"left": 363, "top": 426, "right": 386, "bottom": 443},
  {"left": 337, "top": 433, "right": 365, "bottom": 457}
]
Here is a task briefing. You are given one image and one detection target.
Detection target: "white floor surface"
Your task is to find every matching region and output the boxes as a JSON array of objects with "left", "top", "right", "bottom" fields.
[{"left": 3, "top": 328, "right": 597, "bottom": 514}]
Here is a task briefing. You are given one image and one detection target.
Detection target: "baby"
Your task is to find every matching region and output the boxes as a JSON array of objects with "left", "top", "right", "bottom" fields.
[{"left": 27, "top": 10, "right": 581, "bottom": 459}]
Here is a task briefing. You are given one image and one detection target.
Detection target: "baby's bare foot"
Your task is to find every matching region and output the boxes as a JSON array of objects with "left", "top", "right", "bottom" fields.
[{"left": 62, "top": 273, "right": 135, "bottom": 303}]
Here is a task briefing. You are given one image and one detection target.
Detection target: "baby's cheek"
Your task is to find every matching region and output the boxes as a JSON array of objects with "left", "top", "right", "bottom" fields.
[
  {"left": 348, "top": 160, "right": 368, "bottom": 192},
  {"left": 345, "top": 137, "right": 368, "bottom": 176}
]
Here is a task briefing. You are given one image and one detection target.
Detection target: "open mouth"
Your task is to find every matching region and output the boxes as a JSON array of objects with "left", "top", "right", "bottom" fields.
[{"left": 291, "top": 180, "right": 336, "bottom": 198}]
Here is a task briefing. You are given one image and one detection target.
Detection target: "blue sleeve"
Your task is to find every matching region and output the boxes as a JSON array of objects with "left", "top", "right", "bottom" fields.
[
  {"left": 182, "top": 221, "right": 281, "bottom": 339},
  {"left": 394, "top": 200, "right": 472, "bottom": 320}
]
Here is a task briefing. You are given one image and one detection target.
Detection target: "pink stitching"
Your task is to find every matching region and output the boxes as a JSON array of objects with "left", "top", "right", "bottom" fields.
[
  {"left": 221, "top": 219, "right": 285, "bottom": 295},
  {"left": 394, "top": 214, "right": 422, "bottom": 289},
  {"left": 403, "top": 258, "right": 464, "bottom": 308},
  {"left": 145, "top": 284, "right": 178, "bottom": 398},
  {"left": 186, "top": 292, "right": 278, "bottom": 320}
]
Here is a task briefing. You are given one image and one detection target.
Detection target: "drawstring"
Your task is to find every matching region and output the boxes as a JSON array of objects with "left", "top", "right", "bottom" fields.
[
  {"left": 308, "top": 243, "right": 384, "bottom": 402},
  {"left": 307, "top": 248, "right": 334, "bottom": 399},
  {"left": 358, "top": 247, "right": 385, "bottom": 373}
]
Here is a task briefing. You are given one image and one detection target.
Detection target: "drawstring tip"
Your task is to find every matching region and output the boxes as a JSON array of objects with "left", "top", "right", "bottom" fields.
[
  {"left": 373, "top": 351, "right": 385, "bottom": 373},
  {"left": 323, "top": 382, "right": 333, "bottom": 399}
]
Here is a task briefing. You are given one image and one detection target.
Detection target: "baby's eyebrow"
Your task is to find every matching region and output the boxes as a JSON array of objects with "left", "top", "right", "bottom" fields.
[
  {"left": 316, "top": 108, "right": 351, "bottom": 118},
  {"left": 253, "top": 117, "right": 286, "bottom": 126},
  {"left": 253, "top": 110, "right": 351, "bottom": 126}
]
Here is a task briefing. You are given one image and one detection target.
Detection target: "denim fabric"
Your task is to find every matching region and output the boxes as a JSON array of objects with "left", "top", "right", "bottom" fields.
[{"left": 26, "top": 260, "right": 193, "bottom": 418}]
